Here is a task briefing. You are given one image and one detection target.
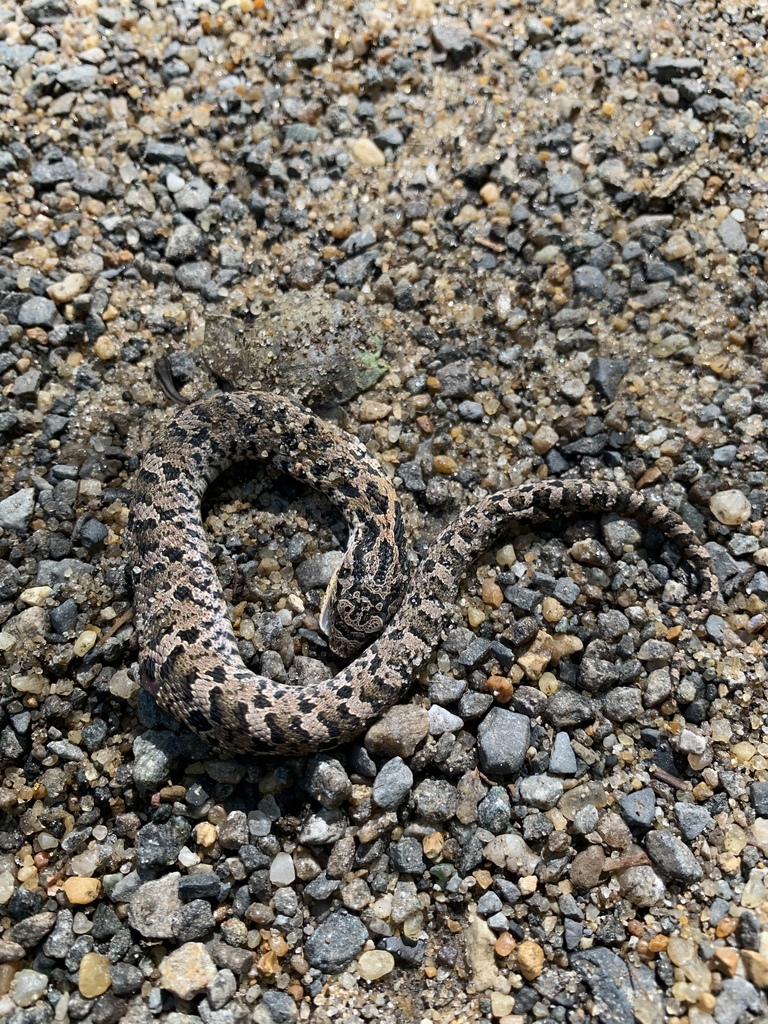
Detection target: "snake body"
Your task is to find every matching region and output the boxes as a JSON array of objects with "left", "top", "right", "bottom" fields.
[{"left": 126, "top": 391, "right": 719, "bottom": 757}]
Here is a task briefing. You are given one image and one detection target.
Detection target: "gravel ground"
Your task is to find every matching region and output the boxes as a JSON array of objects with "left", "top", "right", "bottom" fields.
[{"left": 1, "top": 0, "right": 768, "bottom": 1022}]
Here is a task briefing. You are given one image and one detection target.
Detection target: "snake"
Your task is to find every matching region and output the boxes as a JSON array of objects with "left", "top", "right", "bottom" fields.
[{"left": 125, "top": 390, "right": 720, "bottom": 757}]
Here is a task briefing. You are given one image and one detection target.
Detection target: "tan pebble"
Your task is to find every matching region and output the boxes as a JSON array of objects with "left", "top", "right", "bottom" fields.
[
  {"left": 445, "top": 918, "right": 462, "bottom": 933},
  {"left": 63, "top": 877, "right": 102, "bottom": 905},
  {"left": 357, "top": 949, "right": 395, "bottom": 981},
  {"left": 257, "top": 950, "right": 280, "bottom": 976},
  {"left": 78, "top": 952, "right": 111, "bottom": 998},
  {"left": 351, "top": 137, "right": 386, "bottom": 167},
  {"left": 517, "top": 939, "right": 545, "bottom": 980},
  {"left": 416, "top": 415, "right": 434, "bottom": 434},
  {"left": 742, "top": 950, "right": 768, "bottom": 989},
  {"left": 518, "top": 875, "right": 538, "bottom": 896},
  {"left": 426, "top": 376, "right": 441, "bottom": 393},
  {"left": 467, "top": 606, "right": 485, "bottom": 628},
  {"left": 517, "top": 630, "right": 553, "bottom": 681},
  {"left": 73, "top": 630, "right": 98, "bottom": 657},
  {"left": 647, "top": 934, "right": 668, "bottom": 954},
  {"left": 411, "top": 219, "right": 431, "bottom": 234},
  {"left": 433, "top": 455, "right": 458, "bottom": 474},
  {"left": 710, "top": 489, "right": 752, "bottom": 526},
  {"left": 496, "top": 543, "right": 516, "bottom": 568},
  {"left": 423, "top": 832, "right": 444, "bottom": 860},
  {"left": 194, "top": 821, "right": 217, "bottom": 847},
  {"left": 732, "top": 740, "right": 756, "bottom": 764},
  {"left": 48, "top": 273, "right": 89, "bottom": 303},
  {"left": 660, "top": 232, "right": 694, "bottom": 260},
  {"left": 479, "top": 182, "right": 500, "bottom": 205},
  {"left": 531, "top": 424, "right": 558, "bottom": 454},
  {"left": 486, "top": 675, "right": 513, "bottom": 703},
  {"left": 481, "top": 578, "right": 504, "bottom": 608},
  {"left": 713, "top": 947, "right": 739, "bottom": 977},
  {"left": 494, "top": 931, "right": 516, "bottom": 957},
  {"left": 490, "top": 992, "right": 515, "bottom": 1017},
  {"left": 19, "top": 586, "right": 52, "bottom": 607},
  {"left": 159, "top": 785, "right": 187, "bottom": 803},
  {"left": 636, "top": 466, "right": 662, "bottom": 488},
  {"left": 541, "top": 596, "right": 564, "bottom": 623},
  {"left": 473, "top": 869, "right": 493, "bottom": 890},
  {"left": 330, "top": 215, "right": 355, "bottom": 239},
  {"left": 716, "top": 916, "right": 738, "bottom": 938},
  {"left": 358, "top": 400, "right": 392, "bottom": 422},
  {"left": 94, "top": 336, "right": 119, "bottom": 361},
  {"left": 159, "top": 943, "right": 217, "bottom": 999},
  {"left": 550, "top": 634, "right": 583, "bottom": 661}
]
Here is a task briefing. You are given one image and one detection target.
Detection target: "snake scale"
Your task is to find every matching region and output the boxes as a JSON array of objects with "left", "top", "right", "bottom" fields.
[{"left": 125, "top": 391, "right": 719, "bottom": 757}]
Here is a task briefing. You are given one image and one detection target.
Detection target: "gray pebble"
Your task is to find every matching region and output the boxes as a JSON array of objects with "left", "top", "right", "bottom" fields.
[
  {"left": 0, "top": 561, "right": 23, "bottom": 602},
  {"left": 428, "top": 673, "right": 466, "bottom": 705},
  {"left": 428, "top": 705, "right": 464, "bottom": 736},
  {"left": 644, "top": 828, "right": 702, "bottom": 882},
  {"left": 12, "top": 368, "right": 43, "bottom": 398},
  {"left": 477, "top": 707, "right": 530, "bottom": 774},
  {"left": 674, "top": 802, "right": 713, "bottom": 841},
  {"left": 176, "top": 262, "right": 213, "bottom": 289},
  {"left": 517, "top": 775, "right": 564, "bottom": 810},
  {"left": 602, "top": 686, "right": 643, "bottom": 723},
  {"left": 253, "top": 989, "right": 299, "bottom": 1024},
  {"left": 572, "top": 947, "right": 635, "bottom": 1024},
  {"left": 207, "top": 968, "right": 237, "bottom": 1009},
  {"left": 589, "top": 357, "right": 630, "bottom": 401},
  {"left": 305, "top": 755, "right": 352, "bottom": 809},
  {"left": 458, "top": 691, "right": 494, "bottom": 719},
  {"left": 618, "top": 788, "right": 656, "bottom": 828},
  {"left": 457, "top": 400, "right": 484, "bottom": 421},
  {"left": 128, "top": 873, "right": 182, "bottom": 939},
  {"left": 57, "top": 64, "right": 97, "bottom": 90},
  {"left": 111, "top": 962, "right": 143, "bottom": 996},
  {"left": 48, "top": 738, "right": 86, "bottom": 762},
  {"left": 549, "top": 732, "right": 578, "bottom": 775},
  {"left": 295, "top": 551, "right": 343, "bottom": 590},
  {"left": 389, "top": 837, "right": 425, "bottom": 874},
  {"left": 545, "top": 688, "right": 596, "bottom": 728},
  {"left": 477, "top": 786, "right": 511, "bottom": 834},
  {"left": 413, "top": 778, "right": 458, "bottom": 821},
  {"left": 750, "top": 782, "right": 768, "bottom": 816},
  {"left": 717, "top": 216, "right": 747, "bottom": 254},
  {"left": 165, "top": 221, "right": 206, "bottom": 262},
  {"left": 173, "top": 899, "right": 215, "bottom": 942},
  {"left": 573, "top": 265, "right": 609, "bottom": 299},
  {"left": 174, "top": 177, "right": 212, "bottom": 212},
  {"left": 0, "top": 488, "right": 35, "bottom": 533},
  {"left": 714, "top": 978, "right": 761, "bottom": 1024},
  {"left": 11, "top": 911, "right": 57, "bottom": 948},
  {"left": 304, "top": 910, "right": 367, "bottom": 972}
]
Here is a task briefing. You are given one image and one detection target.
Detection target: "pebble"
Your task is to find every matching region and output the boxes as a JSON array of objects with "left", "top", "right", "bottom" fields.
[
  {"left": 618, "top": 788, "right": 656, "bottom": 828},
  {"left": 351, "top": 138, "right": 386, "bottom": 167},
  {"left": 710, "top": 489, "right": 752, "bottom": 526},
  {"left": 365, "top": 705, "right": 429, "bottom": 757},
  {"left": 78, "top": 952, "right": 111, "bottom": 998},
  {"left": 0, "top": 488, "right": 35, "bottom": 532},
  {"left": 10, "top": 968, "right": 48, "bottom": 1008},
  {"left": 158, "top": 942, "right": 217, "bottom": 1000},
  {"left": 62, "top": 877, "right": 101, "bottom": 904},
  {"left": 645, "top": 829, "right": 703, "bottom": 883},
  {"left": 304, "top": 911, "right": 368, "bottom": 972},
  {"left": 371, "top": 756, "right": 413, "bottom": 809},
  {"left": 357, "top": 949, "right": 395, "bottom": 980},
  {"left": 477, "top": 707, "right": 530, "bottom": 774}
]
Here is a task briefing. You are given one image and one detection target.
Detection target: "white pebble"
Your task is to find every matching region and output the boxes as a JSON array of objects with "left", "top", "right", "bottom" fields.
[
  {"left": 269, "top": 851, "right": 295, "bottom": 886},
  {"left": 710, "top": 489, "right": 751, "bottom": 526}
]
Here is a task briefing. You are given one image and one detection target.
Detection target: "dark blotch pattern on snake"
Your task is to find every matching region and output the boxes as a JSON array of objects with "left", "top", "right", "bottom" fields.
[{"left": 125, "top": 391, "right": 720, "bottom": 757}]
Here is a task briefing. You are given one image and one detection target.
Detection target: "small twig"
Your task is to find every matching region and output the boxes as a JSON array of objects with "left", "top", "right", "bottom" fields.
[{"left": 650, "top": 764, "right": 690, "bottom": 791}]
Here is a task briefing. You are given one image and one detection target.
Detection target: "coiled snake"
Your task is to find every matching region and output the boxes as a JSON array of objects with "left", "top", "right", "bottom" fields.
[{"left": 126, "top": 391, "right": 719, "bottom": 757}]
